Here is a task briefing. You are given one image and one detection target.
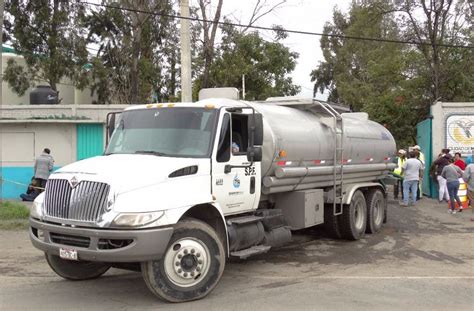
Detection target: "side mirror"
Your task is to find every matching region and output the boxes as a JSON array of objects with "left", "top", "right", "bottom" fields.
[
  {"left": 247, "top": 146, "right": 262, "bottom": 162},
  {"left": 248, "top": 114, "right": 263, "bottom": 146},
  {"left": 106, "top": 112, "right": 121, "bottom": 145}
]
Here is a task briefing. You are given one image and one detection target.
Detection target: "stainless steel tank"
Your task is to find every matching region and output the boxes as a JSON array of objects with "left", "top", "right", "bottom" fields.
[{"left": 247, "top": 102, "right": 397, "bottom": 194}]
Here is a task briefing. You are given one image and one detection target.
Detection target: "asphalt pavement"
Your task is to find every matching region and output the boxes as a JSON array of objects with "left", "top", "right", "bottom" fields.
[{"left": 1, "top": 196, "right": 473, "bottom": 310}]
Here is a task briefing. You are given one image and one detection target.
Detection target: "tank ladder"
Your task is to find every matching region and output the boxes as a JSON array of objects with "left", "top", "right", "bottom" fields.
[{"left": 313, "top": 100, "right": 345, "bottom": 216}]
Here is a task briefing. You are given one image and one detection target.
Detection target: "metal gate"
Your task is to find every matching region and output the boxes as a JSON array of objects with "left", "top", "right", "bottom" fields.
[
  {"left": 76, "top": 124, "right": 104, "bottom": 161},
  {"left": 416, "top": 118, "right": 434, "bottom": 197}
]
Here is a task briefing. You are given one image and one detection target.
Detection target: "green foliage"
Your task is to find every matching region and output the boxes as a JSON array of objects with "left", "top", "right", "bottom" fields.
[
  {"left": 3, "top": 0, "right": 89, "bottom": 99},
  {"left": 3, "top": 58, "right": 30, "bottom": 95},
  {"left": 0, "top": 201, "right": 30, "bottom": 220},
  {"left": 311, "top": 1, "right": 472, "bottom": 148},
  {"left": 83, "top": 0, "right": 177, "bottom": 105},
  {"left": 202, "top": 20, "right": 300, "bottom": 100}
]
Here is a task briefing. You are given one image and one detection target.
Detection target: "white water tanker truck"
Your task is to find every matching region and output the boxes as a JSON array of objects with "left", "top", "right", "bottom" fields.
[{"left": 29, "top": 95, "right": 396, "bottom": 302}]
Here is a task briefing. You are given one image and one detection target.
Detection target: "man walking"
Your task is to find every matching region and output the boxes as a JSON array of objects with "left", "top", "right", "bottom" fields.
[
  {"left": 401, "top": 151, "right": 424, "bottom": 206},
  {"left": 34, "top": 148, "right": 54, "bottom": 189}
]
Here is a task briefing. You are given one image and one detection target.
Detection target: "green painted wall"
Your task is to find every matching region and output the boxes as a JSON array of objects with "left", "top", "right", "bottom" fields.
[{"left": 77, "top": 124, "right": 104, "bottom": 160}]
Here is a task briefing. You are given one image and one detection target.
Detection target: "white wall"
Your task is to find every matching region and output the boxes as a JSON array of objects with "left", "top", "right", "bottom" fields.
[
  {"left": 0, "top": 123, "right": 76, "bottom": 167},
  {"left": 431, "top": 102, "right": 474, "bottom": 159},
  {"left": 1, "top": 52, "right": 97, "bottom": 105}
]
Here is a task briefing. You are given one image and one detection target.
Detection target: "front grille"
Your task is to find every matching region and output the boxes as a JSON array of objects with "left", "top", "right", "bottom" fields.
[
  {"left": 44, "top": 179, "right": 110, "bottom": 223},
  {"left": 50, "top": 232, "right": 91, "bottom": 248}
]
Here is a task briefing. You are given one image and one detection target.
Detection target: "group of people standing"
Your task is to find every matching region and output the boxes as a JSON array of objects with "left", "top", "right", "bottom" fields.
[
  {"left": 432, "top": 149, "right": 473, "bottom": 214},
  {"left": 393, "top": 145, "right": 425, "bottom": 206},
  {"left": 394, "top": 146, "right": 474, "bottom": 216}
]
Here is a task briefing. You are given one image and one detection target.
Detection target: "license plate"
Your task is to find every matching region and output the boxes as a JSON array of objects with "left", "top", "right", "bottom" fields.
[{"left": 59, "top": 248, "right": 78, "bottom": 261}]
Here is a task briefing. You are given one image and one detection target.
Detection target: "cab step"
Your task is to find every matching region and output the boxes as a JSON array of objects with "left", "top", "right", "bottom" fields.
[
  {"left": 226, "top": 215, "right": 263, "bottom": 226},
  {"left": 230, "top": 245, "right": 271, "bottom": 259}
]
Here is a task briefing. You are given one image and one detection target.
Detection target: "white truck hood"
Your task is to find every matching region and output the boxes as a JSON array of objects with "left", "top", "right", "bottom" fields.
[{"left": 53, "top": 154, "right": 209, "bottom": 194}]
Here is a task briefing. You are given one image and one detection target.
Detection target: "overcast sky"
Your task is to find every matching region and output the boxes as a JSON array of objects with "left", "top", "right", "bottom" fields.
[{"left": 193, "top": 0, "right": 352, "bottom": 99}]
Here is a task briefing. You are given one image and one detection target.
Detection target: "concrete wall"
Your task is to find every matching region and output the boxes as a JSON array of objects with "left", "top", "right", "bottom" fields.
[
  {"left": 431, "top": 102, "right": 474, "bottom": 159},
  {"left": 0, "top": 104, "right": 127, "bottom": 122},
  {"left": 0, "top": 105, "right": 128, "bottom": 199},
  {"left": 2, "top": 52, "right": 97, "bottom": 105},
  {"left": 1, "top": 123, "right": 76, "bottom": 199},
  {"left": 1, "top": 123, "right": 76, "bottom": 166}
]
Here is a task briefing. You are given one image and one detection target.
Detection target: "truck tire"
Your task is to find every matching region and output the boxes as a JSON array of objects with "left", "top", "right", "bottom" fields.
[
  {"left": 324, "top": 204, "right": 342, "bottom": 239},
  {"left": 141, "top": 218, "right": 225, "bottom": 303},
  {"left": 365, "top": 189, "right": 385, "bottom": 234},
  {"left": 45, "top": 254, "right": 110, "bottom": 280},
  {"left": 340, "top": 190, "right": 367, "bottom": 240}
]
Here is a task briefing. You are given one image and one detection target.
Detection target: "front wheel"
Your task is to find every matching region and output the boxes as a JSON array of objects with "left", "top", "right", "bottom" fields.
[
  {"left": 141, "top": 218, "right": 225, "bottom": 302},
  {"left": 45, "top": 254, "right": 110, "bottom": 280}
]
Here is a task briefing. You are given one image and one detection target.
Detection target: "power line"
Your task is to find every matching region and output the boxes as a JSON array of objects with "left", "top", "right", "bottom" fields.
[{"left": 77, "top": 1, "right": 473, "bottom": 50}]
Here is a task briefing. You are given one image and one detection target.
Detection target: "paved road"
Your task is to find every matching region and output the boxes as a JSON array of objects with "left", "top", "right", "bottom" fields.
[{"left": 1, "top": 198, "right": 473, "bottom": 310}]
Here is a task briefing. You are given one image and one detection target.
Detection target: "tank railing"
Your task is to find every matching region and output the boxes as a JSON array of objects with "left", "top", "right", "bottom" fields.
[{"left": 312, "top": 100, "right": 344, "bottom": 217}]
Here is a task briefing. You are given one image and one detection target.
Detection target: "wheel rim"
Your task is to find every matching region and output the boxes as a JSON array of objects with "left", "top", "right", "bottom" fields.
[
  {"left": 373, "top": 195, "right": 384, "bottom": 226},
  {"left": 163, "top": 238, "right": 211, "bottom": 288},
  {"left": 354, "top": 199, "right": 365, "bottom": 231}
]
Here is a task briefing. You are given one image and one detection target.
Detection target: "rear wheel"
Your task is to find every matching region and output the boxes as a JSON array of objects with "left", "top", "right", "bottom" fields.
[
  {"left": 324, "top": 203, "right": 342, "bottom": 239},
  {"left": 366, "top": 189, "right": 386, "bottom": 234},
  {"left": 141, "top": 218, "right": 225, "bottom": 303},
  {"left": 45, "top": 254, "right": 110, "bottom": 280},
  {"left": 340, "top": 190, "right": 367, "bottom": 240}
]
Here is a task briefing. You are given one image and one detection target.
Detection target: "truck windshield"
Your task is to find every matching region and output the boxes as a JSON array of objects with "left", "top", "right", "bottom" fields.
[{"left": 106, "top": 108, "right": 218, "bottom": 158}]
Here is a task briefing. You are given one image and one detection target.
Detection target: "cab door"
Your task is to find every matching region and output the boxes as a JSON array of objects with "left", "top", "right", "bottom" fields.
[{"left": 212, "top": 111, "right": 261, "bottom": 216}]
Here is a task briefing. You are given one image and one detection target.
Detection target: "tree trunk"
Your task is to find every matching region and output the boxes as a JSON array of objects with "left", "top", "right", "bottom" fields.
[
  {"left": 130, "top": 10, "right": 142, "bottom": 105},
  {"left": 199, "top": 0, "right": 223, "bottom": 89}
]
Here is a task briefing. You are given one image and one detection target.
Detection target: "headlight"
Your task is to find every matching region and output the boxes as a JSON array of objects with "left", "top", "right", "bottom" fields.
[
  {"left": 30, "top": 198, "right": 43, "bottom": 219},
  {"left": 111, "top": 211, "right": 164, "bottom": 228}
]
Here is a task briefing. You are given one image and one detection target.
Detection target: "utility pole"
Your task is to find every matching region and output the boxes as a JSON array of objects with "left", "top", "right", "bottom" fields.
[
  {"left": 242, "top": 74, "right": 246, "bottom": 100},
  {"left": 180, "top": 0, "right": 192, "bottom": 102}
]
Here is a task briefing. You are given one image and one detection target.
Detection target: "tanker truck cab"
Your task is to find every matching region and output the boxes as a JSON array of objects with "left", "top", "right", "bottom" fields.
[{"left": 104, "top": 101, "right": 264, "bottom": 217}]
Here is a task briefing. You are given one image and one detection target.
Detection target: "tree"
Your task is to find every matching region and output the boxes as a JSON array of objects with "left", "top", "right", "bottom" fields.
[
  {"left": 197, "top": 0, "right": 223, "bottom": 89},
  {"left": 84, "top": 0, "right": 175, "bottom": 104},
  {"left": 3, "top": 0, "right": 88, "bottom": 99},
  {"left": 311, "top": 2, "right": 424, "bottom": 147},
  {"left": 196, "top": 0, "right": 288, "bottom": 91},
  {"left": 204, "top": 20, "right": 300, "bottom": 100},
  {"left": 311, "top": 0, "right": 473, "bottom": 147},
  {"left": 395, "top": 0, "right": 473, "bottom": 103}
]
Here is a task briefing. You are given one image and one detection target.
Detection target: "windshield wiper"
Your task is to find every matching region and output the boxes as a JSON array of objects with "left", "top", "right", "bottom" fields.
[{"left": 134, "top": 150, "right": 168, "bottom": 156}]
